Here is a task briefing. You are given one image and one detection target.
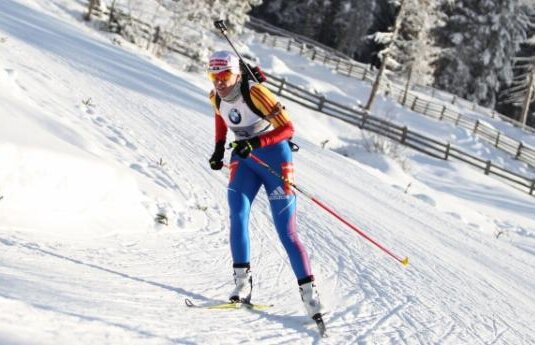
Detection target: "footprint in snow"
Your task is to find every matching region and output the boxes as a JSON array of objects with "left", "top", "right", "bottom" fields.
[
  {"left": 412, "top": 193, "right": 436, "bottom": 207},
  {"left": 106, "top": 125, "right": 138, "bottom": 151}
]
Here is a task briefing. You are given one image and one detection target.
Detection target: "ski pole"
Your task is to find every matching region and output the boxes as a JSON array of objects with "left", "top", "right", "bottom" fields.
[
  {"left": 247, "top": 153, "right": 409, "bottom": 266},
  {"left": 213, "top": 19, "right": 259, "bottom": 83}
]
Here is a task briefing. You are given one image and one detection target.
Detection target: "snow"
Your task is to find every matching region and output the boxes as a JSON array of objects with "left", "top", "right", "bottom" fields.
[{"left": 1, "top": 0, "right": 534, "bottom": 344}]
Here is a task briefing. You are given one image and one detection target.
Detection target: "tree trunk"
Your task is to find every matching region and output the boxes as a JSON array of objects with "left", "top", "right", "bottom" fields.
[
  {"left": 364, "top": 0, "right": 406, "bottom": 111},
  {"left": 84, "top": 0, "right": 100, "bottom": 21},
  {"left": 520, "top": 69, "right": 534, "bottom": 128},
  {"left": 401, "top": 64, "right": 413, "bottom": 106}
]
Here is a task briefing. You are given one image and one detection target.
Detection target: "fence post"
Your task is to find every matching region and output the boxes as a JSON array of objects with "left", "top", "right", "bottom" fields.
[
  {"left": 455, "top": 113, "right": 462, "bottom": 126},
  {"left": 287, "top": 39, "right": 292, "bottom": 51},
  {"left": 423, "top": 101, "right": 429, "bottom": 115},
  {"left": 318, "top": 95, "right": 326, "bottom": 111},
  {"left": 362, "top": 68, "right": 367, "bottom": 81},
  {"left": 311, "top": 49, "right": 317, "bottom": 60},
  {"left": 445, "top": 142, "right": 451, "bottom": 160},
  {"left": 438, "top": 106, "right": 446, "bottom": 121},
  {"left": 401, "top": 126, "right": 408, "bottom": 144},
  {"left": 495, "top": 132, "right": 501, "bottom": 147},
  {"left": 323, "top": 54, "right": 328, "bottom": 64},
  {"left": 484, "top": 160, "right": 492, "bottom": 175},
  {"left": 300, "top": 43, "right": 305, "bottom": 55},
  {"left": 361, "top": 112, "right": 368, "bottom": 129},
  {"left": 348, "top": 64, "right": 353, "bottom": 77},
  {"left": 411, "top": 97, "right": 418, "bottom": 111},
  {"left": 335, "top": 58, "right": 341, "bottom": 71},
  {"left": 277, "top": 78, "right": 287, "bottom": 96},
  {"left": 530, "top": 180, "right": 535, "bottom": 195},
  {"left": 262, "top": 33, "right": 268, "bottom": 44},
  {"left": 451, "top": 96, "right": 456, "bottom": 105},
  {"left": 473, "top": 119, "right": 480, "bottom": 134},
  {"left": 515, "top": 142, "right": 524, "bottom": 159}
]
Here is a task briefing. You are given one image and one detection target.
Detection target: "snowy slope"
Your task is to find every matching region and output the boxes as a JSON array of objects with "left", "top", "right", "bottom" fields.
[{"left": 1, "top": 1, "right": 535, "bottom": 344}]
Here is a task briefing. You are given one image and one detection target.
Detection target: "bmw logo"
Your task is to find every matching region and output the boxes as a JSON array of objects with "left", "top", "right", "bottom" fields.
[{"left": 228, "top": 108, "right": 242, "bottom": 124}]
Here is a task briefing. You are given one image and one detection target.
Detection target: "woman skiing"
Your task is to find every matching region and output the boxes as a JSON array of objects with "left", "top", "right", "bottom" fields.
[{"left": 206, "top": 50, "right": 323, "bottom": 320}]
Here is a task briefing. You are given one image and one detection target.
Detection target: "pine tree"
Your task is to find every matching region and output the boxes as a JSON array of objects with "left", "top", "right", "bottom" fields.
[
  {"left": 392, "top": 0, "right": 438, "bottom": 86},
  {"left": 251, "top": 0, "right": 311, "bottom": 35},
  {"left": 362, "top": 0, "right": 399, "bottom": 68},
  {"left": 432, "top": 0, "right": 528, "bottom": 108},
  {"left": 496, "top": 5, "right": 535, "bottom": 127},
  {"left": 334, "top": 0, "right": 376, "bottom": 61},
  {"left": 251, "top": 0, "right": 378, "bottom": 62}
]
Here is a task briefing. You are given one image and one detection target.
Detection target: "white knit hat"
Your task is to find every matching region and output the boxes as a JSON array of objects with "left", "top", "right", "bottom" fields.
[{"left": 207, "top": 50, "right": 240, "bottom": 73}]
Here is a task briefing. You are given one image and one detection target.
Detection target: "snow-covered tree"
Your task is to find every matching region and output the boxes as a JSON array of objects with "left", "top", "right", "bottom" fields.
[
  {"left": 104, "top": 0, "right": 261, "bottom": 63},
  {"left": 365, "top": 0, "right": 436, "bottom": 85},
  {"left": 361, "top": 0, "right": 399, "bottom": 68},
  {"left": 119, "top": 0, "right": 261, "bottom": 34},
  {"left": 432, "top": 0, "right": 529, "bottom": 108},
  {"left": 389, "top": 0, "right": 436, "bottom": 83}
]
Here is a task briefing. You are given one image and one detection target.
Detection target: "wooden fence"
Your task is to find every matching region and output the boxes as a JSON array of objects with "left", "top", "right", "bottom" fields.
[
  {"left": 92, "top": 4, "right": 200, "bottom": 61},
  {"left": 261, "top": 73, "right": 535, "bottom": 197},
  {"left": 250, "top": 29, "right": 535, "bottom": 169},
  {"left": 93, "top": 5, "right": 535, "bottom": 197}
]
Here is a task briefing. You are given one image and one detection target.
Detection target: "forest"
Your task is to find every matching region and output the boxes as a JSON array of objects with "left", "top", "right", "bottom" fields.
[{"left": 252, "top": 0, "right": 535, "bottom": 127}]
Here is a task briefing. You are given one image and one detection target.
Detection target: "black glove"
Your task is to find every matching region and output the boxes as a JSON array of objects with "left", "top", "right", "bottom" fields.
[
  {"left": 231, "top": 137, "right": 261, "bottom": 159},
  {"left": 209, "top": 141, "right": 225, "bottom": 170},
  {"left": 240, "top": 61, "right": 267, "bottom": 83}
]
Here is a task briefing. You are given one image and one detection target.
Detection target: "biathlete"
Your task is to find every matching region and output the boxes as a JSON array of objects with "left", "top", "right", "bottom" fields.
[{"left": 206, "top": 50, "right": 323, "bottom": 320}]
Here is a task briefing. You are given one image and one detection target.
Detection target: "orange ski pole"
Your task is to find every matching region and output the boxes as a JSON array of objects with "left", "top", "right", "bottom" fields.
[{"left": 248, "top": 153, "right": 409, "bottom": 266}]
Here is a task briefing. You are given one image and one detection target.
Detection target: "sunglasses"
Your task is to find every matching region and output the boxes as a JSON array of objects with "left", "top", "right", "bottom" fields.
[{"left": 207, "top": 69, "right": 235, "bottom": 82}]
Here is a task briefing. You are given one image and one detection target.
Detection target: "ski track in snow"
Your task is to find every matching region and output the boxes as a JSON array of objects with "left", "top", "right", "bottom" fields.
[{"left": 1, "top": 1, "right": 535, "bottom": 344}]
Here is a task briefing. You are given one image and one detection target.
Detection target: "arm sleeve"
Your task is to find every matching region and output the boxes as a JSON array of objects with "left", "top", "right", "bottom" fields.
[
  {"left": 209, "top": 90, "right": 227, "bottom": 144},
  {"left": 215, "top": 115, "right": 227, "bottom": 143},
  {"left": 258, "top": 121, "right": 294, "bottom": 147}
]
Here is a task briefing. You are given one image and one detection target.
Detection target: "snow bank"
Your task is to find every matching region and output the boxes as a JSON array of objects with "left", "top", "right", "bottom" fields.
[{"left": 0, "top": 66, "right": 149, "bottom": 236}]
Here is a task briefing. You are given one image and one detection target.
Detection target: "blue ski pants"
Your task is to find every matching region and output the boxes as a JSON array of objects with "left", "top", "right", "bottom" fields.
[{"left": 228, "top": 141, "right": 312, "bottom": 280}]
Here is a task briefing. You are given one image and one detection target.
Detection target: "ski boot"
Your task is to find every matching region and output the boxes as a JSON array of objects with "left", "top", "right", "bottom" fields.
[
  {"left": 229, "top": 266, "right": 252, "bottom": 303},
  {"left": 299, "top": 279, "right": 327, "bottom": 337}
]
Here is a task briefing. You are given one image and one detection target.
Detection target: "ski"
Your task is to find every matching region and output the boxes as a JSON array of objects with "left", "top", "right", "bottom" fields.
[
  {"left": 184, "top": 298, "right": 273, "bottom": 311},
  {"left": 312, "top": 313, "right": 328, "bottom": 338},
  {"left": 186, "top": 298, "right": 326, "bottom": 337}
]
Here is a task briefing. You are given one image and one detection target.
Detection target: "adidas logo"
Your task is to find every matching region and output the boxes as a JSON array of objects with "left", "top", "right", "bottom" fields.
[{"left": 268, "top": 186, "right": 289, "bottom": 200}]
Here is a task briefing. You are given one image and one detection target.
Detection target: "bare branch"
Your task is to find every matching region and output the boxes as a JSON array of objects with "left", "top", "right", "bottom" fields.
[
  {"left": 513, "top": 56, "right": 535, "bottom": 62},
  {"left": 514, "top": 72, "right": 529, "bottom": 80}
]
